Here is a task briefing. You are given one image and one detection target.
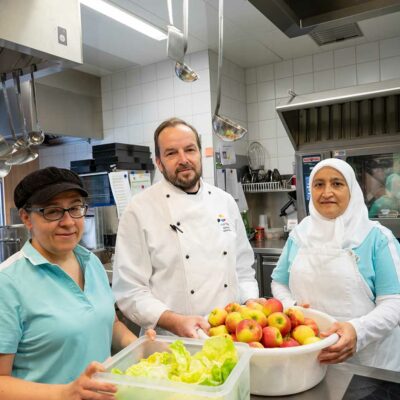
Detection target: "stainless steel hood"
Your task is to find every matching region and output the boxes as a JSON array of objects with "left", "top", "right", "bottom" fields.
[
  {"left": 276, "top": 78, "right": 400, "bottom": 151},
  {"left": 0, "top": 0, "right": 82, "bottom": 82},
  {"left": 249, "top": 0, "right": 400, "bottom": 45}
]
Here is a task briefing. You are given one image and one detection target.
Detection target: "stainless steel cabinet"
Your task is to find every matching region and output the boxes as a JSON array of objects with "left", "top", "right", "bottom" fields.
[{"left": 255, "top": 249, "right": 282, "bottom": 298}]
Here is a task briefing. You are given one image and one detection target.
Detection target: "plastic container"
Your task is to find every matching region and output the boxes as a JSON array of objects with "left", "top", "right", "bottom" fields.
[
  {"left": 94, "top": 336, "right": 251, "bottom": 400},
  {"left": 249, "top": 307, "right": 338, "bottom": 396}
]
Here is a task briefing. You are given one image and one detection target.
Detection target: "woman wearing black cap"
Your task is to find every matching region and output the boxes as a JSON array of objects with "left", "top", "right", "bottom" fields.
[{"left": 0, "top": 167, "right": 153, "bottom": 400}]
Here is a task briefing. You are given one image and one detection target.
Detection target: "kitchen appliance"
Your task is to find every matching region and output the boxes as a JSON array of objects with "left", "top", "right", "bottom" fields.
[
  {"left": 0, "top": 224, "right": 29, "bottom": 262},
  {"left": 276, "top": 78, "right": 400, "bottom": 238}
]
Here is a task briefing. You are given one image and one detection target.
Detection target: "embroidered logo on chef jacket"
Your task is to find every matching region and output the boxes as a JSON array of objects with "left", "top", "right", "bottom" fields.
[{"left": 217, "top": 214, "right": 231, "bottom": 232}]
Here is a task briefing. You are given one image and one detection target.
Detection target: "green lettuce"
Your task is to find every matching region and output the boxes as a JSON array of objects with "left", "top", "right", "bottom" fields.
[{"left": 112, "top": 336, "right": 238, "bottom": 387}]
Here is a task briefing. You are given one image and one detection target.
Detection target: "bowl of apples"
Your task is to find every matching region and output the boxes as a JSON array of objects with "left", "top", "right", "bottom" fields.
[{"left": 206, "top": 298, "right": 338, "bottom": 396}]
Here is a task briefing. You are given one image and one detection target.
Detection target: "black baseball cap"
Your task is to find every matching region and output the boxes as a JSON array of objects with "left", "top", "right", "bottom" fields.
[{"left": 14, "top": 167, "right": 88, "bottom": 209}]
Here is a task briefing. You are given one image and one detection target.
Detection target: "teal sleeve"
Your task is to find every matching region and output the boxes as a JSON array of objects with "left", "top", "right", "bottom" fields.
[
  {"left": 373, "top": 232, "right": 400, "bottom": 296},
  {"left": 0, "top": 273, "right": 23, "bottom": 353},
  {"left": 271, "top": 238, "right": 299, "bottom": 285}
]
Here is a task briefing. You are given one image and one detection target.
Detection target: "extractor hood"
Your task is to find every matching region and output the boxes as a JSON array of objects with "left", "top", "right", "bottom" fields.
[
  {"left": 0, "top": 0, "right": 82, "bottom": 82},
  {"left": 276, "top": 78, "right": 400, "bottom": 151},
  {"left": 249, "top": 0, "right": 400, "bottom": 45}
]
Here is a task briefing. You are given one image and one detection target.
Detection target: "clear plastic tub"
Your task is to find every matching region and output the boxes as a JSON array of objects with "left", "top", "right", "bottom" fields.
[{"left": 94, "top": 336, "right": 251, "bottom": 400}]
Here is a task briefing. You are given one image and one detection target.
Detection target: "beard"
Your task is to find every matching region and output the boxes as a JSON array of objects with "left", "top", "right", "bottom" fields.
[{"left": 160, "top": 161, "right": 202, "bottom": 191}]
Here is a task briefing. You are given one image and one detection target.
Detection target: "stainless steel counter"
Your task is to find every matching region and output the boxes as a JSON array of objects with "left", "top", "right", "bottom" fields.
[
  {"left": 251, "top": 362, "right": 400, "bottom": 399},
  {"left": 251, "top": 238, "right": 287, "bottom": 254}
]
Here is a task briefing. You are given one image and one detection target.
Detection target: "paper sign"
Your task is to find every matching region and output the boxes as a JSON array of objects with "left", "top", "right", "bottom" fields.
[
  {"left": 130, "top": 171, "right": 151, "bottom": 197},
  {"left": 216, "top": 169, "right": 225, "bottom": 190},
  {"left": 225, "top": 169, "right": 239, "bottom": 200},
  {"left": 220, "top": 144, "right": 236, "bottom": 166},
  {"left": 108, "top": 171, "right": 132, "bottom": 219}
]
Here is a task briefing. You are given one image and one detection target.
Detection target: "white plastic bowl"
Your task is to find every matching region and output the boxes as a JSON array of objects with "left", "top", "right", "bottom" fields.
[{"left": 249, "top": 307, "right": 338, "bottom": 396}]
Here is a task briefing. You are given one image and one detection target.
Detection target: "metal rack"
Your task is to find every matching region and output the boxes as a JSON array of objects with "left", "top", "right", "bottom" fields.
[{"left": 242, "top": 181, "right": 293, "bottom": 193}]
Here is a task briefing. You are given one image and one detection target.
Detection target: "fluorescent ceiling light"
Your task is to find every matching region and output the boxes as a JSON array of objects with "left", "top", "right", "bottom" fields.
[{"left": 80, "top": 0, "right": 167, "bottom": 41}]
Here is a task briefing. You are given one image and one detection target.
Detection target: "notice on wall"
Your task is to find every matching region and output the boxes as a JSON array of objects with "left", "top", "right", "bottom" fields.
[
  {"left": 109, "top": 171, "right": 132, "bottom": 219},
  {"left": 130, "top": 171, "right": 151, "bottom": 197}
]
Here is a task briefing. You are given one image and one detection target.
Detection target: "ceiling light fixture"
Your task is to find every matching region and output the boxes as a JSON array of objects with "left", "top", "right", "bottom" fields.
[{"left": 80, "top": 0, "right": 167, "bottom": 41}]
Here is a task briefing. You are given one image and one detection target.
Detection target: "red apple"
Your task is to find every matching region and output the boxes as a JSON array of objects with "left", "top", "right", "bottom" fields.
[
  {"left": 224, "top": 302, "right": 242, "bottom": 313},
  {"left": 208, "top": 307, "right": 228, "bottom": 327},
  {"left": 304, "top": 317, "right": 320, "bottom": 336},
  {"left": 280, "top": 337, "right": 300, "bottom": 347},
  {"left": 241, "top": 307, "right": 268, "bottom": 328},
  {"left": 248, "top": 341, "right": 264, "bottom": 348},
  {"left": 261, "top": 326, "right": 283, "bottom": 348},
  {"left": 254, "top": 298, "right": 268, "bottom": 306},
  {"left": 246, "top": 300, "right": 264, "bottom": 312},
  {"left": 292, "top": 325, "right": 315, "bottom": 345},
  {"left": 236, "top": 319, "right": 263, "bottom": 343},
  {"left": 209, "top": 325, "right": 229, "bottom": 336},
  {"left": 230, "top": 332, "right": 238, "bottom": 341},
  {"left": 267, "top": 312, "right": 292, "bottom": 336},
  {"left": 285, "top": 307, "right": 305, "bottom": 329},
  {"left": 261, "top": 298, "right": 283, "bottom": 317},
  {"left": 225, "top": 311, "right": 244, "bottom": 333}
]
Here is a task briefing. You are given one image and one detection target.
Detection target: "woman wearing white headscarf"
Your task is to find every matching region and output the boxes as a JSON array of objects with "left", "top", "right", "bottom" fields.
[{"left": 271, "top": 158, "right": 400, "bottom": 371}]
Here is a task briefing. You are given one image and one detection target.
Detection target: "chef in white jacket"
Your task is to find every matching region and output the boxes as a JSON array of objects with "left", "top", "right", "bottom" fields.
[
  {"left": 272, "top": 158, "right": 400, "bottom": 371},
  {"left": 113, "top": 118, "right": 259, "bottom": 338}
]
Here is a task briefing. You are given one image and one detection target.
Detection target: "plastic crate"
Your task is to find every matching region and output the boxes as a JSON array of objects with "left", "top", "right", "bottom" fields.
[{"left": 94, "top": 336, "right": 251, "bottom": 400}]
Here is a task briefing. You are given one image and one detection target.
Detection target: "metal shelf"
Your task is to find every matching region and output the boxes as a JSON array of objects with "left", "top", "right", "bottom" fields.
[{"left": 242, "top": 182, "right": 294, "bottom": 193}]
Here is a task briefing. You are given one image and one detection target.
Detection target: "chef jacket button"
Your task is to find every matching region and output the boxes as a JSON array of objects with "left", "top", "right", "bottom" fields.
[
  {"left": 223, "top": 251, "right": 227, "bottom": 255},
  {"left": 185, "top": 254, "right": 190, "bottom": 259},
  {"left": 190, "top": 290, "right": 195, "bottom": 294},
  {"left": 166, "top": 194, "right": 170, "bottom": 198},
  {"left": 224, "top": 284, "right": 228, "bottom": 288},
  {"left": 208, "top": 191, "right": 211, "bottom": 194},
  {"left": 177, "top": 222, "right": 180, "bottom": 226}
]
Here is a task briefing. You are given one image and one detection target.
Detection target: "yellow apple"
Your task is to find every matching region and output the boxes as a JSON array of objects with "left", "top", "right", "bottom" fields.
[{"left": 292, "top": 325, "right": 316, "bottom": 345}]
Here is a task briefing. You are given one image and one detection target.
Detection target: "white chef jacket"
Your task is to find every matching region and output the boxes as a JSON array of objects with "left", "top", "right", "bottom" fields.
[{"left": 112, "top": 178, "right": 258, "bottom": 330}]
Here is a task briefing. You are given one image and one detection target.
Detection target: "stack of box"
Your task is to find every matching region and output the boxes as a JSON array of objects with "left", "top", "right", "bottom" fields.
[
  {"left": 70, "top": 159, "right": 96, "bottom": 174},
  {"left": 92, "top": 143, "right": 154, "bottom": 172}
]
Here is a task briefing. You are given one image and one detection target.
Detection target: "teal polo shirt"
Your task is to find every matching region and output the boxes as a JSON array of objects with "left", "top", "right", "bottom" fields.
[{"left": 0, "top": 241, "right": 115, "bottom": 384}]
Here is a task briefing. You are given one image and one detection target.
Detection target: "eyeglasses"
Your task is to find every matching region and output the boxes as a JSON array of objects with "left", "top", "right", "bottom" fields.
[{"left": 25, "top": 205, "right": 88, "bottom": 221}]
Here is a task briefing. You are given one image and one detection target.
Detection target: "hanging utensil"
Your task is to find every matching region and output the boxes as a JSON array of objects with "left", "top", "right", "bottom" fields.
[
  {"left": 166, "top": 0, "right": 198, "bottom": 82},
  {"left": 12, "top": 70, "right": 30, "bottom": 148},
  {"left": 5, "top": 145, "right": 38, "bottom": 166},
  {"left": 0, "top": 74, "right": 17, "bottom": 157},
  {"left": 212, "top": 0, "right": 247, "bottom": 142},
  {"left": 28, "top": 64, "right": 44, "bottom": 146},
  {"left": 0, "top": 159, "right": 11, "bottom": 178}
]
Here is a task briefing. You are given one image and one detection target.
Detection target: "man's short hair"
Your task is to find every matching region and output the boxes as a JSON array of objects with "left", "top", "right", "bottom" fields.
[{"left": 154, "top": 118, "right": 201, "bottom": 158}]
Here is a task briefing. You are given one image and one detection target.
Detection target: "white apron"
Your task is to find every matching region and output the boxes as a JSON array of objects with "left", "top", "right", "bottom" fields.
[{"left": 289, "top": 247, "right": 400, "bottom": 370}]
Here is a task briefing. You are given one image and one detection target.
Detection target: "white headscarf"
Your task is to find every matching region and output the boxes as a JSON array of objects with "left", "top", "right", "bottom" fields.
[{"left": 292, "top": 158, "right": 378, "bottom": 249}]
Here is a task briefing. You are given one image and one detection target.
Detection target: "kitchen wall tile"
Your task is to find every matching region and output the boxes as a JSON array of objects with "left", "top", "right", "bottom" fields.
[
  {"left": 278, "top": 155, "right": 295, "bottom": 174},
  {"left": 313, "top": 69, "right": 334, "bottom": 91},
  {"left": 174, "top": 95, "right": 193, "bottom": 118},
  {"left": 142, "top": 121, "right": 159, "bottom": 143},
  {"left": 356, "top": 42, "right": 379, "bottom": 63},
  {"left": 156, "top": 59, "right": 174, "bottom": 80},
  {"left": 192, "top": 112, "right": 212, "bottom": 136},
  {"left": 157, "top": 78, "right": 174, "bottom": 100},
  {"left": 102, "top": 129, "right": 114, "bottom": 143},
  {"left": 274, "top": 60, "right": 293, "bottom": 79},
  {"left": 190, "top": 50, "right": 210, "bottom": 71},
  {"left": 313, "top": 51, "right": 334, "bottom": 71},
  {"left": 112, "top": 88, "right": 127, "bottom": 109},
  {"left": 192, "top": 91, "right": 211, "bottom": 114},
  {"left": 141, "top": 64, "right": 157, "bottom": 83},
  {"left": 257, "top": 80, "right": 275, "bottom": 101},
  {"left": 101, "top": 75, "right": 111, "bottom": 93},
  {"left": 238, "top": 83, "right": 246, "bottom": 103},
  {"left": 334, "top": 46, "right": 355, "bottom": 67},
  {"left": 142, "top": 101, "right": 158, "bottom": 123},
  {"left": 173, "top": 76, "right": 192, "bottom": 96},
  {"left": 142, "top": 81, "right": 158, "bottom": 103},
  {"left": 126, "top": 68, "right": 141, "bottom": 87},
  {"left": 276, "top": 118, "right": 287, "bottom": 137},
  {"left": 126, "top": 85, "right": 142, "bottom": 106},
  {"left": 259, "top": 119, "right": 276, "bottom": 139},
  {"left": 294, "top": 73, "right": 314, "bottom": 94},
  {"left": 380, "top": 37, "right": 400, "bottom": 58},
  {"left": 157, "top": 98, "right": 175, "bottom": 120},
  {"left": 102, "top": 110, "right": 114, "bottom": 130},
  {"left": 335, "top": 65, "right": 357, "bottom": 88},
  {"left": 247, "top": 121, "right": 260, "bottom": 140},
  {"left": 101, "top": 91, "right": 112, "bottom": 111},
  {"left": 111, "top": 71, "right": 126, "bottom": 90},
  {"left": 191, "top": 70, "right": 211, "bottom": 93},
  {"left": 245, "top": 68, "right": 257, "bottom": 84},
  {"left": 258, "top": 99, "right": 276, "bottom": 121},
  {"left": 127, "top": 104, "right": 142, "bottom": 125},
  {"left": 202, "top": 157, "right": 214, "bottom": 180},
  {"left": 247, "top": 103, "right": 259, "bottom": 122},
  {"left": 113, "top": 107, "right": 127, "bottom": 128},
  {"left": 293, "top": 56, "right": 313, "bottom": 75},
  {"left": 275, "top": 77, "right": 293, "bottom": 98},
  {"left": 114, "top": 127, "right": 128, "bottom": 143},
  {"left": 256, "top": 64, "right": 274, "bottom": 82},
  {"left": 261, "top": 138, "right": 278, "bottom": 158},
  {"left": 357, "top": 61, "right": 380, "bottom": 84},
  {"left": 127, "top": 124, "right": 144, "bottom": 144},
  {"left": 380, "top": 56, "right": 400, "bottom": 80},
  {"left": 277, "top": 136, "right": 294, "bottom": 157},
  {"left": 246, "top": 84, "right": 257, "bottom": 103}
]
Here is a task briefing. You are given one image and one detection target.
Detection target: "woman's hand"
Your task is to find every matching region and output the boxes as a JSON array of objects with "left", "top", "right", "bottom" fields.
[
  {"left": 145, "top": 329, "right": 156, "bottom": 341},
  {"left": 62, "top": 362, "right": 117, "bottom": 400},
  {"left": 318, "top": 321, "right": 357, "bottom": 364}
]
